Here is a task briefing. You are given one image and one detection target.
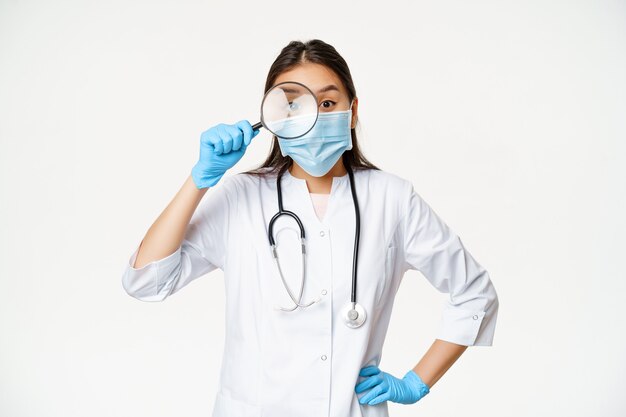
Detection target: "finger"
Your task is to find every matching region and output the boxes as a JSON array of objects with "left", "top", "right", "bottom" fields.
[
  {"left": 200, "top": 130, "right": 213, "bottom": 149},
  {"left": 235, "top": 120, "right": 254, "bottom": 146},
  {"left": 355, "top": 376, "right": 382, "bottom": 394},
  {"left": 359, "top": 366, "right": 380, "bottom": 377},
  {"left": 227, "top": 124, "right": 244, "bottom": 151},
  {"left": 217, "top": 124, "right": 233, "bottom": 154},
  {"left": 206, "top": 130, "right": 223, "bottom": 155},
  {"left": 368, "top": 391, "right": 390, "bottom": 406},
  {"left": 358, "top": 384, "right": 385, "bottom": 405}
]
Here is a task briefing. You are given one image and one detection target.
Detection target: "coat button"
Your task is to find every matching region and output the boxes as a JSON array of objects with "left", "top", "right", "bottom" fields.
[
  {"left": 320, "top": 231, "right": 325, "bottom": 237},
  {"left": 321, "top": 289, "right": 327, "bottom": 295},
  {"left": 473, "top": 315, "right": 478, "bottom": 320},
  {"left": 321, "top": 355, "right": 327, "bottom": 361}
]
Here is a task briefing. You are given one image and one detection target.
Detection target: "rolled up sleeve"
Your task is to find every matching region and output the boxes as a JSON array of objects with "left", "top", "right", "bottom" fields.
[
  {"left": 400, "top": 183, "right": 499, "bottom": 346},
  {"left": 121, "top": 176, "right": 233, "bottom": 302}
]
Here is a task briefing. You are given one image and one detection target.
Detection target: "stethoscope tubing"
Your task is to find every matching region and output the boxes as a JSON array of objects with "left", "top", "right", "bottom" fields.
[
  {"left": 346, "top": 165, "right": 360, "bottom": 305},
  {"left": 267, "top": 163, "right": 361, "bottom": 306}
]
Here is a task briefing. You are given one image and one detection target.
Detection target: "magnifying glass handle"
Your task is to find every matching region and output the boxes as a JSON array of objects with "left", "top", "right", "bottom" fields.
[{"left": 252, "top": 121, "right": 262, "bottom": 131}]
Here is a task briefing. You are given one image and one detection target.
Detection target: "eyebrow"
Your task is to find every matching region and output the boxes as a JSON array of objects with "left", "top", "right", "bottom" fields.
[
  {"left": 315, "top": 84, "right": 340, "bottom": 94},
  {"left": 280, "top": 84, "right": 340, "bottom": 95}
]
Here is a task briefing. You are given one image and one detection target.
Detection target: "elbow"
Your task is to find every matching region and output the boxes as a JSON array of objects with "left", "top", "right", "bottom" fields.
[
  {"left": 121, "top": 275, "right": 169, "bottom": 302},
  {"left": 121, "top": 264, "right": 181, "bottom": 303},
  {"left": 471, "top": 280, "right": 500, "bottom": 346},
  {"left": 120, "top": 246, "right": 184, "bottom": 302}
]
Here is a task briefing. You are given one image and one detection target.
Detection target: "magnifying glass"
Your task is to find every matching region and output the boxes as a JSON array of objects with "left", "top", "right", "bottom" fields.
[{"left": 251, "top": 81, "right": 319, "bottom": 139}]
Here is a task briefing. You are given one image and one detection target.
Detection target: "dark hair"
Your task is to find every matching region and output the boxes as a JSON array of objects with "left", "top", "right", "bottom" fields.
[{"left": 242, "top": 39, "right": 380, "bottom": 178}]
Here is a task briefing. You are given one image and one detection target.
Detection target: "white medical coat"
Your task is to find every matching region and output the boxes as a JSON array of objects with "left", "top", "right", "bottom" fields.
[{"left": 122, "top": 167, "right": 499, "bottom": 417}]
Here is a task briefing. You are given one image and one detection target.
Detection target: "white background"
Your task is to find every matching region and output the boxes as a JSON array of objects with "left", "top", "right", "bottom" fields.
[{"left": 1, "top": 0, "right": 625, "bottom": 416}]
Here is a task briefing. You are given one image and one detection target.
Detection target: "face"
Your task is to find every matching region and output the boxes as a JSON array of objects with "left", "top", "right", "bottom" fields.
[{"left": 273, "top": 62, "right": 358, "bottom": 129}]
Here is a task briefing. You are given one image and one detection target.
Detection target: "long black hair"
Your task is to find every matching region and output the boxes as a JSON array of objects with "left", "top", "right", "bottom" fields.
[{"left": 242, "top": 39, "right": 380, "bottom": 178}]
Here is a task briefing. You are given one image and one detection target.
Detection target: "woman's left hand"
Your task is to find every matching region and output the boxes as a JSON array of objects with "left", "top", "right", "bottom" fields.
[{"left": 355, "top": 365, "right": 430, "bottom": 406}]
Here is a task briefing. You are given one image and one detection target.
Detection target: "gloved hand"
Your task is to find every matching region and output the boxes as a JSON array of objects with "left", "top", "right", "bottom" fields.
[
  {"left": 355, "top": 365, "right": 430, "bottom": 406},
  {"left": 191, "top": 120, "right": 260, "bottom": 189}
]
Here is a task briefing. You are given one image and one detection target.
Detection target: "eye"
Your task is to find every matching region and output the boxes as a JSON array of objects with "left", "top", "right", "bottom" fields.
[
  {"left": 320, "top": 100, "right": 336, "bottom": 109},
  {"left": 288, "top": 101, "right": 301, "bottom": 111}
]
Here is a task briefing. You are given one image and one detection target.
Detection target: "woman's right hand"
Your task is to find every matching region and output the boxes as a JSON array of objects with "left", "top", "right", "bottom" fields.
[{"left": 191, "top": 120, "right": 260, "bottom": 189}]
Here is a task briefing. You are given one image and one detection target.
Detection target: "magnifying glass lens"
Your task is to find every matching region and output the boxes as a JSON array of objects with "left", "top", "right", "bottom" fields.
[{"left": 261, "top": 82, "right": 318, "bottom": 139}]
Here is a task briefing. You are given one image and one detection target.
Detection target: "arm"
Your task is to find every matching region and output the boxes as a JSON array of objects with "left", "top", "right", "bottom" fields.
[
  {"left": 122, "top": 120, "right": 258, "bottom": 302},
  {"left": 122, "top": 174, "right": 232, "bottom": 302},
  {"left": 355, "top": 183, "right": 499, "bottom": 406},
  {"left": 355, "top": 339, "right": 468, "bottom": 406},
  {"left": 402, "top": 182, "right": 499, "bottom": 347},
  {"left": 412, "top": 339, "right": 468, "bottom": 389},
  {"left": 133, "top": 175, "right": 208, "bottom": 268}
]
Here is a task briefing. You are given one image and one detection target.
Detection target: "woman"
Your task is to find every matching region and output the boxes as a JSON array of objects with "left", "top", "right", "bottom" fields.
[{"left": 122, "top": 39, "right": 499, "bottom": 417}]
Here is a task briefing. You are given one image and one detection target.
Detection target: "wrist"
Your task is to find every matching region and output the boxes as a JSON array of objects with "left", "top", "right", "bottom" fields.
[
  {"left": 403, "top": 369, "right": 431, "bottom": 399},
  {"left": 191, "top": 165, "right": 223, "bottom": 189}
]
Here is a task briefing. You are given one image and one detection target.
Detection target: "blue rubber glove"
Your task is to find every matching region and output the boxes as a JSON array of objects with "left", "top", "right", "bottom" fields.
[
  {"left": 355, "top": 365, "right": 430, "bottom": 406},
  {"left": 191, "top": 120, "right": 260, "bottom": 189}
]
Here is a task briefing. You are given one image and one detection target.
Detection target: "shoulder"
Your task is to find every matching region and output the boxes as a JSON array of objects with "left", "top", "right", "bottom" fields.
[
  {"left": 225, "top": 166, "right": 274, "bottom": 190},
  {"left": 353, "top": 169, "right": 419, "bottom": 222},
  {"left": 363, "top": 169, "right": 427, "bottom": 221},
  {"left": 361, "top": 168, "right": 415, "bottom": 201}
]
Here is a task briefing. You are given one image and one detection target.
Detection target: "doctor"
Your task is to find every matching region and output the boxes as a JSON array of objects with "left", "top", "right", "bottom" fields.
[{"left": 122, "top": 39, "right": 499, "bottom": 417}]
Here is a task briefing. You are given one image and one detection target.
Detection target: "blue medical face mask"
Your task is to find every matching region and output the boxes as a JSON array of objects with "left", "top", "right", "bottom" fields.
[{"left": 276, "top": 101, "right": 354, "bottom": 177}]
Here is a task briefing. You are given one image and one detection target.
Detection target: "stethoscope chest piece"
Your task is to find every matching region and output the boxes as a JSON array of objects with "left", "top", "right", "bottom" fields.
[{"left": 341, "top": 301, "right": 367, "bottom": 328}]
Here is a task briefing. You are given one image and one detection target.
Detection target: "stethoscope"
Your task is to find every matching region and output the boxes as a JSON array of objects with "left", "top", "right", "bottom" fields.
[{"left": 267, "top": 164, "right": 367, "bottom": 329}]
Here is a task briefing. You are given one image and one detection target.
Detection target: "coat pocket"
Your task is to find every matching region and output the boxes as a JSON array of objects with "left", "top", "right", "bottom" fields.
[{"left": 374, "top": 246, "right": 397, "bottom": 308}]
